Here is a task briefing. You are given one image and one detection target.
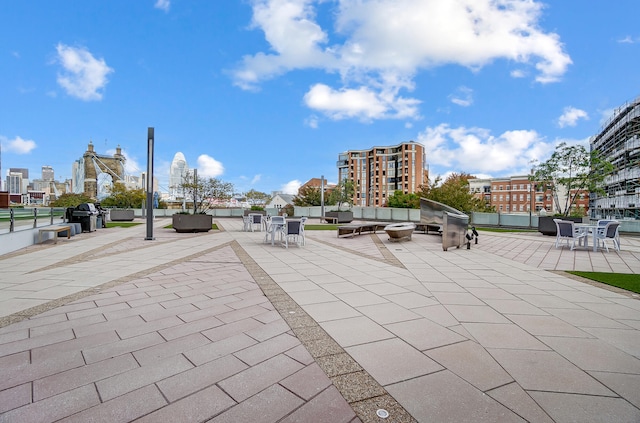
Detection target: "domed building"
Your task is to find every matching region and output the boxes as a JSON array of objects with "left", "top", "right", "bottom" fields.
[{"left": 169, "top": 152, "right": 189, "bottom": 200}]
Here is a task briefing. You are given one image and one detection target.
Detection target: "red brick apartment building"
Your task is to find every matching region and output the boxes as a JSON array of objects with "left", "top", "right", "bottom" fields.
[
  {"left": 470, "top": 176, "right": 589, "bottom": 215},
  {"left": 337, "top": 142, "right": 428, "bottom": 207}
]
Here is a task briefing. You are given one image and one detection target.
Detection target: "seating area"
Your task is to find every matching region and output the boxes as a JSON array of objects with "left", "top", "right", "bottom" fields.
[
  {"left": 337, "top": 222, "right": 387, "bottom": 238},
  {"left": 243, "top": 213, "right": 264, "bottom": 232},
  {"left": 554, "top": 218, "right": 621, "bottom": 252},
  {"left": 595, "top": 220, "right": 621, "bottom": 252},
  {"left": 38, "top": 225, "right": 72, "bottom": 244}
]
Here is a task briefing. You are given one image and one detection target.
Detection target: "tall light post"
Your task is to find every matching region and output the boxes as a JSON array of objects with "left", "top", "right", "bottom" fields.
[
  {"left": 145, "top": 127, "right": 155, "bottom": 241},
  {"left": 320, "top": 175, "right": 325, "bottom": 220}
]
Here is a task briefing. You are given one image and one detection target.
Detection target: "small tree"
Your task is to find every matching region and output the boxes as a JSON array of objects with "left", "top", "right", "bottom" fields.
[
  {"left": 244, "top": 189, "right": 270, "bottom": 204},
  {"left": 419, "top": 172, "right": 493, "bottom": 214},
  {"left": 101, "top": 182, "right": 146, "bottom": 208},
  {"left": 50, "top": 193, "right": 93, "bottom": 208},
  {"left": 293, "top": 186, "right": 324, "bottom": 207},
  {"left": 386, "top": 190, "right": 421, "bottom": 208},
  {"left": 327, "top": 179, "right": 355, "bottom": 210},
  {"left": 179, "top": 171, "right": 234, "bottom": 214},
  {"left": 530, "top": 142, "right": 613, "bottom": 217}
]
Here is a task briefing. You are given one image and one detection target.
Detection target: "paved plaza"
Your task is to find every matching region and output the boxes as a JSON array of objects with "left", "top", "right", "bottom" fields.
[{"left": 0, "top": 218, "right": 639, "bottom": 422}]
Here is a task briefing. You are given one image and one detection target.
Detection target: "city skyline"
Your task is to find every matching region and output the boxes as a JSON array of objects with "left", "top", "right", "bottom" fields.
[{"left": 1, "top": 1, "right": 639, "bottom": 196}]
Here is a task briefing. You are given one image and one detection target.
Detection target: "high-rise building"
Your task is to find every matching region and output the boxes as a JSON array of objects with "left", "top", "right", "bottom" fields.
[
  {"left": 7, "top": 168, "right": 29, "bottom": 195},
  {"left": 42, "top": 165, "right": 54, "bottom": 181},
  {"left": 7, "top": 172, "right": 23, "bottom": 195},
  {"left": 590, "top": 95, "right": 640, "bottom": 220},
  {"left": 337, "top": 141, "right": 427, "bottom": 207},
  {"left": 169, "top": 152, "right": 189, "bottom": 200}
]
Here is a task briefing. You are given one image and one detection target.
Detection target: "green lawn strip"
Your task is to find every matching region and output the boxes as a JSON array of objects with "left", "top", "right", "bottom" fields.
[
  {"left": 567, "top": 271, "right": 640, "bottom": 294},
  {"left": 303, "top": 224, "right": 338, "bottom": 231},
  {"left": 163, "top": 224, "right": 219, "bottom": 230},
  {"left": 106, "top": 222, "right": 144, "bottom": 228}
]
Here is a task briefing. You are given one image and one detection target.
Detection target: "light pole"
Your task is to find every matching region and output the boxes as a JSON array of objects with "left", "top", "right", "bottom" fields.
[
  {"left": 320, "top": 175, "right": 325, "bottom": 220},
  {"left": 145, "top": 127, "right": 155, "bottom": 241}
]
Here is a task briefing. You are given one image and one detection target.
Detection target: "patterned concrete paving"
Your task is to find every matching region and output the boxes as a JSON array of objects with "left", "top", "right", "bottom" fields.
[{"left": 0, "top": 218, "right": 639, "bottom": 422}]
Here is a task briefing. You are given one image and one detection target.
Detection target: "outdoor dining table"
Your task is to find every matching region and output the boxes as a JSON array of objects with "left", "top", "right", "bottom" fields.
[
  {"left": 265, "top": 218, "right": 286, "bottom": 246},
  {"left": 575, "top": 224, "right": 600, "bottom": 252}
]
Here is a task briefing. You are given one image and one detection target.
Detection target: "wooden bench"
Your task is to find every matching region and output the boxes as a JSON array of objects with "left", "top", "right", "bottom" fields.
[
  {"left": 39, "top": 226, "right": 72, "bottom": 244},
  {"left": 337, "top": 223, "right": 387, "bottom": 238},
  {"left": 321, "top": 216, "right": 338, "bottom": 224}
]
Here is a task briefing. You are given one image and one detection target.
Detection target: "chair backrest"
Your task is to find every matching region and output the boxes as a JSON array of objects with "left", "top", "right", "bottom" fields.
[
  {"left": 286, "top": 220, "right": 301, "bottom": 235},
  {"left": 597, "top": 219, "right": 615, "bottom": 227},
  {"left": 554, "top": 219, "right": 574, "bottom": 237},
  {"left": 251, "top": 214, "right": 262, "bottom": 224},
  {"left": 604, "top": 222, "right": 620, "bottom": 238}
]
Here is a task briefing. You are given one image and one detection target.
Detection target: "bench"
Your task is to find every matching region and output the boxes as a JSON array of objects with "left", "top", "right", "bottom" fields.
[
  {"left": 415, "top": 223, "right": 442, "bottom": 235},
  {"left": 337, "top": 223, "right": 387, "bottom": 238},
  {"left": 321, "top": 216, "right": 338, "bottom": 224},
  {"left": 39, "top": 226, "right": 72, "bottom": 244}
]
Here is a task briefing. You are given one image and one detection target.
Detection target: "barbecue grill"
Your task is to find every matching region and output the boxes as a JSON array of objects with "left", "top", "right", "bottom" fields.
[{"left": 66, "top": 203, "right": 99, "bottom": 232}]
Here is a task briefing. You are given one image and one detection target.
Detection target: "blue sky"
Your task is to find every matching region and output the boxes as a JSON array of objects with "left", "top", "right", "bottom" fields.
[{"left": 1, "top": 0, "right": 639, "bottom": 196}]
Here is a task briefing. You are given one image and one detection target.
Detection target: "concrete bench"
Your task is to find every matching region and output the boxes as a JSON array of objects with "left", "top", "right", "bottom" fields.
[{"left": 39, "top": 226, "right": 72, "bottom": 244}]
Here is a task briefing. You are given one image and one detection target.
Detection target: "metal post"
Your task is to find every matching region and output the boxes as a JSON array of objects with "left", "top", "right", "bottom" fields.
[
  {"left": 193, "top": 169, "right": 198, "bottom": 213},
  {"left": 145, "top": 127, "right": 155, "bottom": 240},
  {"left": 320, "top": 175, "right": 325, "bottom": 220}
]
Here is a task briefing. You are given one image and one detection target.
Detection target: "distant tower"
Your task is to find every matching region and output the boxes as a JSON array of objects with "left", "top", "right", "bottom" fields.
[
  {"left": 42, "top": 165, "right": 54, "bottom": 181},
  {"left": 169, "top": 152, "right": 188, "bottom": 200}
]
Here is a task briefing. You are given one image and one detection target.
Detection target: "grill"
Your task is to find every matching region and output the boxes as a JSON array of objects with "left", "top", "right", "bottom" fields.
[{"left": 66, "top": 203, "right": 99, "bottom": 232}]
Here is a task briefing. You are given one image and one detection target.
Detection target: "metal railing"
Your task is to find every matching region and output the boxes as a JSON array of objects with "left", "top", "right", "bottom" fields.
[{"left": 0, "top": 208, "right": 67, "bottom": 234}]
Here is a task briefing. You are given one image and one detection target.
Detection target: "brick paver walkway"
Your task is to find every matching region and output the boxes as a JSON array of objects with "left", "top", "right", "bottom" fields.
[{"left": 0, "top": 218, "right": 639, "bottom": 422}]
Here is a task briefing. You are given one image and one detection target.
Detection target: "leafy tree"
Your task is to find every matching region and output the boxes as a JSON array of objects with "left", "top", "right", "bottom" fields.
[
  {"left": 530, "top": 142, "right": 613, "bottom": 217},
  {"left": 386, "top": 190, "right": 421, "bottom": 208},
  {"left": 419, "top": 172, "right": 493, "bottom": 214},
  {"left": 244, "top": 189, "right": 270, "bottom": 203},
  {"left": 50, "top": 193, "right": 93, "bottom": 208},
  {"left": 327, "top": 179, "right": 355, "bottom": 210},
  {"left": 293, "top": 186, "right": 323, "bottom": 207},
  {"left": 100, "top": 182, "right": 146, "bottom": 208},
  {"left": 179, "top": 171, "right": 234, "bottom": 214}
]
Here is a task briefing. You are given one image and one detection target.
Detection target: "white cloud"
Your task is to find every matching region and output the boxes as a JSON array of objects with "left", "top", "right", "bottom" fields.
[
  {"left": 417, "top": 123, "right": 554, "bottom": 176},
  {"left": 599, "top": 108, "right": 616, "bottom": 126},
  {"left": 197, "top": 154, "right": 225, "bottom": 178},
  {"left": 303, "top": 83, "right": 419, "bottom": 121},
  {"left": 305, "top": 115, "right": 319, "bottom": 128},
  {"left": 557, "top": 106, "right": 588, "bottom": 128},
  {"left": 55, "top": 43, "right": 113, "bottom": 101},
  {"left": 0, "top": 135, "right": 37, "bottom": 154},
  {"left": 281, "top": 179, "right": 301, "bottom": 194},
  {"left": 617, "top": 35, "right": 640, "bottom": 44},
  {"left": 251, "top": 174, "right": 261, "bottom": 184},
  {"left": 449, "top": 86, "right": 473, "bottom": 107},
  {"left": 234, "top": 0, "right": 571, "bottom": 121},
  {"left": 154, "top": 0, "right": 170, "bottom": 12}
]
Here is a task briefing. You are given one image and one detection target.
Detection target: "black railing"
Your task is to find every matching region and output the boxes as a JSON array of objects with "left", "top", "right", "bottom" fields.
[{"left": 0, "top": 207, "right": 67, "bottom": 233}]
